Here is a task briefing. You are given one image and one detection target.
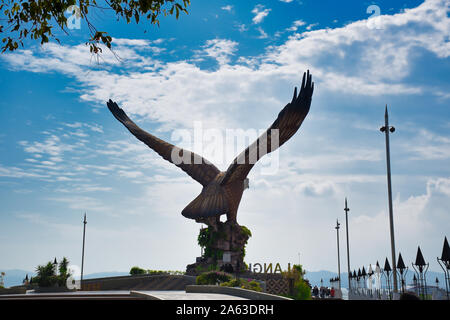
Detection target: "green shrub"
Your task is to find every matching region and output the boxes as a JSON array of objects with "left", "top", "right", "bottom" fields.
[
  {"left": 292, "top": 279, "right": 312, "bottom": 300},
  {"left": 220, "top": 278, "right": 262, "bottom": 292},
  {"left": 196, "top": 271, "right": 232, "bottom": 285},
  {"left": 246, "top": 280, "right": 262, "bottom": 292},
  {"left": 220, "top": 278, "right": 242, "bottom": 287},
  {"left": 146, "top": 270, "right": 167, "bottom": 275},
  {"left": 240, "top": 226, "right": 252, "bottom": 238},
  {"left": 129, "top": 266, "right": 146, "bottom": 275},
  {"left": 197, "top": 224, "right": 251, "bottom": 264},
  {"left": 34, "top": 257, "right": 72, "bottom": 287},
  {"left": 281, "top": 264, "right": 311, "bottom": 300}
]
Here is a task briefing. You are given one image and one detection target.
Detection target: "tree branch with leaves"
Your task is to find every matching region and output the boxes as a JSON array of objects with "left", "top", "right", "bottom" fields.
[{"left": 0, "top": 0, "right": 190, "bottom": 53}]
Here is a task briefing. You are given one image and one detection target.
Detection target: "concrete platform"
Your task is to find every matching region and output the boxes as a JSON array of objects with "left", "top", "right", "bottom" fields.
[
  {"left": 0, "top": 290, "right": 247, "bottom": 300},
  {"left": 0, "top": 290, "right": 143, "bottom": 300},
  {"left": 132, "top": 290, "right": 247, "bottom": 300}
]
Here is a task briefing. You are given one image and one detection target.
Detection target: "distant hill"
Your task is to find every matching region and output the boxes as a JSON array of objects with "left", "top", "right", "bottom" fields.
[{"left": 1, "top": 269, "right": 34, "bottom": 288}]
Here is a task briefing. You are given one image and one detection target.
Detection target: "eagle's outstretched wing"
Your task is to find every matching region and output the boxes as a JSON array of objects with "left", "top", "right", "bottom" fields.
[
  {"left": 107, "top": 100, "right": 220, "bottom": 187},
  {"left": 221, "top": 70, "right": 314, "bottom": 185}
]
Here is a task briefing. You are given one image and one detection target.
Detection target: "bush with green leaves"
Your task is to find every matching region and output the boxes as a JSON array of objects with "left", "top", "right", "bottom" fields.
[
  {"left": 197, "top": 224, "right": 251, "bottom": 267},
  {"left": 129, "top": 267, "right": 185, "bottom": 275},
  {"left": 220, "top": 278, "right": 262, "bottom": 292},
  {"left": 196, "top": 271, "right": 232, "bottom": 285},
  {"left": 291, "top": 279, "right": 312, "bottom": 300},
  {"left": 146, "top": 270, "right": 167, "bottom": 275},
  {"left": 129, "top": 266, "right": 147, "bottom": 275},
  {"left": 219, "top": 278, "right": 241, "bottom": 288},
  {"left": 197, "top": 227, "right": 225, "bottom": 261},
  {"left": 281, "top": 264, "right": 311, "bottom": 300},
  {"left": 34, "top": 257, "right": 71, "bottom": 287}
]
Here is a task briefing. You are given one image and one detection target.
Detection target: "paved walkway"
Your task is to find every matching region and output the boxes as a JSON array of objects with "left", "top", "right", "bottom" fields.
[
  {"left": 134, "top": 290, "right": 247, "bottom": 300},
  {"left": 0, "top": 290, "right": 247, "bottom": 300}
]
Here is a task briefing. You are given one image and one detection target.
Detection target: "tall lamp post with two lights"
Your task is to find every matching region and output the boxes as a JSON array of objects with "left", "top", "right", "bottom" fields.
[{"left": 380, "top": 105, "right": 398, "bottom": 293}]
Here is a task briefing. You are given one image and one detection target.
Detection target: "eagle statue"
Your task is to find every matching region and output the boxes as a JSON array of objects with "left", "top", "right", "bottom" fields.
[{"left": 107, "top": 70, "right": 314, "bottom": 229}]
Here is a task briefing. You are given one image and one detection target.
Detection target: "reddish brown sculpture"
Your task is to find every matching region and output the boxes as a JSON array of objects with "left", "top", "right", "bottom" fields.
[{"left": 107, "top": 70, "right": 314, "bottom": 272}]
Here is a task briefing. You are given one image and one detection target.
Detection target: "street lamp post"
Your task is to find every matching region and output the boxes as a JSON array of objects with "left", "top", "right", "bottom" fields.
[
  {"left": 335, "top": 219, "right": 341, "bottom": 291},
  {"left": 362, "top": 266, "right": 367, "bottom": 292},
  {"left": 380, "top": 105, "right": 398, "bottom": 293},
  {"left": 368, "top": 265, "right": 374, "bottom": 297},
  {"left": 357, "top": 269, "right": 362, "bottom": 290},
  {"left": 412, "top": 246, "right": 429, "bottom": 300},
  {"left": 344, "top": 198, "right": 351, "bottom": 292},
  {"left": 382, "top": 258, "right": 392, "bottom": 299},
  {"left": 397, "top": 253, "right": 408, "bottom": 293},
  {"left": 81, "top": 213, "right": 87, "bottom": 290},
  {"left": 437, "top": 236, "right": 450, "bottom": 300},
  {"left": 375, "top": 262, "right": 382, "bottom": 299}
]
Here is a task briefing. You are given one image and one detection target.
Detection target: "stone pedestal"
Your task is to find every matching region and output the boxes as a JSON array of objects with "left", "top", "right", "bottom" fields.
[{"left": 186, "top": 221, "right": 251, "bottom": 275}]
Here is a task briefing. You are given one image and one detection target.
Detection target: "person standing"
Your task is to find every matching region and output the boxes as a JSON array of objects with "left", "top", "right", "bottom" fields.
[{"left": 313, "top": 285, "right": 319, "bottom": 297}]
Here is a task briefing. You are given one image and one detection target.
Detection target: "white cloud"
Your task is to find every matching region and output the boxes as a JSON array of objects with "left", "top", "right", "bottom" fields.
[
  {"left": 348, "top": 177, "right": 450, "bottom": 267},
  {"left": 252, "top": 4, "right": 271, "bottom": 24},
  {"left": 399, "top": 128, "right": 450, "bottom": 160},
  {"left": 3, "top": 0, "right": 447, "bottom": 138},
  {"left": 201, "top": 39, "right": 238, "bottom": 65},
  {"left": 19, "top": 135, "right": 75, "bottom": 157},
  {"left": 118, "top": 170, "right": 144, "bottom": 179},
  {"left": 64, "top": 122, "right": 103, "bottom": 133},
  {"left": 287, "top": 20, "right": 306, "bottom": 32},
  {"left": 305, "top": 23, "right": 319, "bottom": 30},
  {"left": 0, "top": 165, "right": 49, "bottom": 179},
  {"left": 2, "top": 0, "right": 447, "bottom": 138},
  {"left": 295, "top": 180, "right": 338, "bottom": 197},
  {"left": 111, "top": 38, "right": 151, "bottom": 47},
  {"left": 265, "top": 0, "right": 449, "bottom": 96},
  {"left": 236, "top": 23, "right": 248, "bottom": 32},
  {"left": 46, "top": 195, "right": 112, "bottom": 212},
  {"left": 256, "top": 27, "right": 268, "bottom": 39},
  {"left": 221, "top": 5, "right": 233, "bottom": 12},
  {"left": 64, "top": 122, "right": 83, "bottom": 128},
  {"left": 56, "top": 184, "right": 113, "bottom": 193}
]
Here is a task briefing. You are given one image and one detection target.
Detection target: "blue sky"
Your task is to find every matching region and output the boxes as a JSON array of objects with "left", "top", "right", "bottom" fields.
[{"left": 0, "top": 0, "right": 449, "bottom": 277}]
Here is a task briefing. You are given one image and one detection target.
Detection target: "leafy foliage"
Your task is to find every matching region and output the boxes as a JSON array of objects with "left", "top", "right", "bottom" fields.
[
  {"left": 282, "top": 264, "right": 311, "bottom": 300},
  {"left": 34, "top": 257, "right": 72, "bottom": 287},
  {"left": 129, "top": 266, "right": 146, "bottom": 275},
  {"left": 0, "top": 0, "right": 190, "bottom": 53},
  {"left": 197, "top": 224, "right": 251, "bottom": 263},
  {"left": 130, "top": 267, "right": 185, "bottom": 275},
  {"left": 197, "top": 226, "right": 226, "bottom": 261},
  {"left": 147, "top": 269, "right": 185, "bottom": 275},
  {"left": 195, "top": 271, "right": 232, "bottom": 285},
  {"left": 58, "top": 257, "right": 69, "bottom": 276},
  {"left": 292, "top": 278, "right": 312, "bottom": 300},
  {"left": 220, "top": 278, "right": 262, "bottom": 292},
  {"left": 240, "top": 225, "right": 252, "bottom": 238}
]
